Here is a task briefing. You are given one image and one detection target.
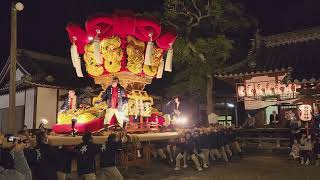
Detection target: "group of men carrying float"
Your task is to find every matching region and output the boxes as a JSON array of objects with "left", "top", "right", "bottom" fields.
[
  {"left": 153, "top": 125, "right": 243, "bottom": 172},
  {"left": 59, "top": 76, "right": 182, "bottom": 133}
]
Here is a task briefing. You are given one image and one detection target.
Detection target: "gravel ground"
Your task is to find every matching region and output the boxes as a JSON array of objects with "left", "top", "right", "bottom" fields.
[{"left": 65, "top": 155, "right": 320, "bottom": 180}]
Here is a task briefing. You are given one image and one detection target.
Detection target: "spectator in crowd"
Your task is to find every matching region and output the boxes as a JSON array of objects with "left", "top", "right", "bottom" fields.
[
  {"left": 313, "top": 111, "right": 320, "bottom": 126},
  {"left": 17, "top": 129, "right": 37, "bottom": 180},
  {"left": 289, "top": 112, "right": 302, "bottom": 145},
  {"left": 269, "top": 111, "right": 279, "bottom": 127},
  {"left": 99, "top": 132, "right": 125, "bottom": 180},
  {"left": 300, "top": 133, "right": 307, "bottom": 145},
  {"left": 300, "top": 134, "right": 313, "bottom": 165},
  {"left": 75, "top": 132, "right": 99, "bottom": 180},
  {"left": 230, "top": 125, "right": 242, "bottom": 157},
  {"left": 0, "top": 133, "right": 32, "bottom": 180},
  {"left": 314, "top": 136, "right": 320, "bottom": 166},
  {"left": 290, "top": 139, "right": 300, "bottom": 160},
  {"left": 241, "top": 114, "right": 256, "bottom": 129},
  {"left": 224, "top": 126, "right": 233, "bottom": 159}
]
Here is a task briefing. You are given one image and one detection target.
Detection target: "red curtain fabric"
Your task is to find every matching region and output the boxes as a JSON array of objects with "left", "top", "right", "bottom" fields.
[
  {"left": 66, "top": 11, "right": 177, "bottom": 55},
  {"left": 66, "top": 23, "right": 88, "bottom": 54},
  {"left": 52, "top": 117, "right": 104, "bottom": 134},
  {"left": 52, "top": 114, "right": 164, "bottom": 134}
]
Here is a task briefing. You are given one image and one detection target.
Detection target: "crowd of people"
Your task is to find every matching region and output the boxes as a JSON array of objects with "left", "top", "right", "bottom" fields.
[
  {"left": 0, "top": 123, "right": 243, "bottom": 180},
  {"left": 290, "top": 132, "right": 320, "bottom": 166},
  {"left": 0, "top": 128, "right": 126, "bottom": 180},
  {"left": 153, "top": 124, "right": 243, "bottom": 172}
]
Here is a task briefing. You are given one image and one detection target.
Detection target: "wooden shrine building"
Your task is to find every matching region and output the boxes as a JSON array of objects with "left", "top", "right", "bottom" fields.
[
  {"left": 0, "top": 49, "right": 93, "bottom": 132},
  {"left": 217, "top": 27, "right": 320, "bottom": 127}
]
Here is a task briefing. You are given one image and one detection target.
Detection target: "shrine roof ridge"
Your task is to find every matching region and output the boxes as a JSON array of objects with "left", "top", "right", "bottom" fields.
[{"left": 262, "top": 26, "right": 320, "bottom": 47}]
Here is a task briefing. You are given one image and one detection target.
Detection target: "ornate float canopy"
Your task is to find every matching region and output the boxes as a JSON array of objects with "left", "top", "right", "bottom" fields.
[{"left": 66, "top": 11, "right": 177, "bottom": 90}]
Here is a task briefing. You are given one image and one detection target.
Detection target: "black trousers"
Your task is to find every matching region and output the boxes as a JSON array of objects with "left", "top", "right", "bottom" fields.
[{"left": 300, "top": 150, "right": 312, "bottom": 161}]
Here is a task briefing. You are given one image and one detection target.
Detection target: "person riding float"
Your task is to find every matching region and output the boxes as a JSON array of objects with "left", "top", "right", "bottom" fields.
[{"left": 101, "top": 76, "right": 128, "bottom": 129}]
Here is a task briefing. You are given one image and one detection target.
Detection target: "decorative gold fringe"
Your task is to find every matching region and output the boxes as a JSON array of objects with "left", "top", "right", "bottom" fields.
[
  {"left": 144, "top": 41, "right": 153, "bottom": 66},
  {"left": 156, "top": 60, "right": 164, "bottom": 79},
  {"left": 164, "top": 47, "right": 173, "bottom": 72},
  {"left": 70, "top": 43, "right": 83, "bottom": 77}
]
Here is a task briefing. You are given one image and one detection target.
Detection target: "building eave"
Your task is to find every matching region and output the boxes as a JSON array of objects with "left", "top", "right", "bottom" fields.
[
  {"left": 0, "top": 57, "right": 10, "bottom": 87},
  {"left": 263, "top": 26, "right": 320, "bottom": 47},
  {"left": 215, "top": 68, "right": 288, "bottom": 79}
]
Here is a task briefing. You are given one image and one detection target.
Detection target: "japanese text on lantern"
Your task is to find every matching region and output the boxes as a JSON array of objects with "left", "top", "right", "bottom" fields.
[
  {"left": 237, "top": 81, "right": 299, "bottom": 99},
  {"left": 298, "top": 104, "right": 312, "bottom": 121}
]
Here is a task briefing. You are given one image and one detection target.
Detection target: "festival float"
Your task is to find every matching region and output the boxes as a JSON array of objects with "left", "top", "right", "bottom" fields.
[{"left": 52, "top": 10, "right": 177, "bottom": 137}]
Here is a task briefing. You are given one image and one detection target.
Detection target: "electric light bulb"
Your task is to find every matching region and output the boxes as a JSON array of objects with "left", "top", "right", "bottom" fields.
[{"left": 15, "top": 2, "right": 24, "bottom": 11}]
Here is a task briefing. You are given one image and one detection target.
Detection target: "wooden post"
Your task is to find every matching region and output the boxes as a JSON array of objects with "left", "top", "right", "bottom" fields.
[
  {"left": 206, "top": 74, "right": 213, "bottom": 126},
  {"left": 9, "top": 2, "right": 17, "bottom": 134}
]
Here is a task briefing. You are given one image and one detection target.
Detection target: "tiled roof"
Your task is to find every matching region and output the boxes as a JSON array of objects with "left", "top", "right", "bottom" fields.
[
  {"left": 0, "top": 49, "right": 94, "bottom": 94},
  {"left": 263, "top": 26, "right": 320, "bottom": 47},
  {"left": 217, "top": 27, "right": 320, "bottom": 84}
]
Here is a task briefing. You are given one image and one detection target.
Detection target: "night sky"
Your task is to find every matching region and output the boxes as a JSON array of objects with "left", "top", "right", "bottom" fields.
[{"left": 1, "top": 0, "right": 320, "bottom": 70}]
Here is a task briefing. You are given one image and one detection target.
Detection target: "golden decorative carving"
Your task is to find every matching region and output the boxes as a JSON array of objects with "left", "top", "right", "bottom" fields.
[
  {"left": 143, "top": 65, "right": 158, "bottom": 76},
  {"left": 83, "top": 44, "right": 104, "bottom": 77},
  {"left": 143, "top": 47, "right": 163, "bottom": 77},
  {"left": 57, "top": 102, "right": 108, "bottom": 125},
  {"left": 100, "top": 36, "right": 123, "bottom": 73},
  {"left": 93, "top": 71, "right": 153, "bottom": 91},
  {"left": 127, "top": 90, "right": 153, "bottom": 117},
  {"left": 126, "top": 36, "right": 145, "bottom": 74},
  {"left": 152, "top": 48, "right": 163, "bottom": 67}
]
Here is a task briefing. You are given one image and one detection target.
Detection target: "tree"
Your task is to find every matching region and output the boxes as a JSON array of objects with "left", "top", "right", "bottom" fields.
[{"left": 162, "top": 0, "right": 255, "bottom": 124}]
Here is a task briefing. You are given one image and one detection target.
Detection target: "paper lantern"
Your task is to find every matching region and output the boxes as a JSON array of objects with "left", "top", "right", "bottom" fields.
[
  {"left": 256, "top": 83, "right": 264, "bottom": 96},
  {"left": 265, "top": 82, "right": 272, "bottom": 95},
  {"left": 298, "top": 104, "right": 312, "bottom": 121},
  {"left": 246, "top": 84, "right": 254, "bottom": 97},
  {"left": 274, "top": 83, "right": 280, "bottom": 95},
  {"left": 237, "top": 86, "right": 246, "bottom": 97}
]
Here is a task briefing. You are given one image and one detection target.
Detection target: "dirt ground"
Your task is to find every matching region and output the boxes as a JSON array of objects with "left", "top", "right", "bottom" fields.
[
  {"left": 65, "top": 155, "right": 319, "bottom": 180},
  {"left": 120, "top": 155, "right": 320, "bottom": 180}
]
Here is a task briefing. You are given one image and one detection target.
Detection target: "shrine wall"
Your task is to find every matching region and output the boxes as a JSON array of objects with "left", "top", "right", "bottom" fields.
[
  {"left": 35, "top": 87, "right": 58, "bottom": 128},
  {"left": 0, "top": 91, "right": 26, "bottom": 109},
  {"left": 24, "top": 88, "right": 35, "bottom": 129}
]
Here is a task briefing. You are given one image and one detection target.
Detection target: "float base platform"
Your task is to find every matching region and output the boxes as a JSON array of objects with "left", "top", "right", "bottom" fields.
[{"left": 48, "top": 132, "right": 179, "bottom": 146}]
